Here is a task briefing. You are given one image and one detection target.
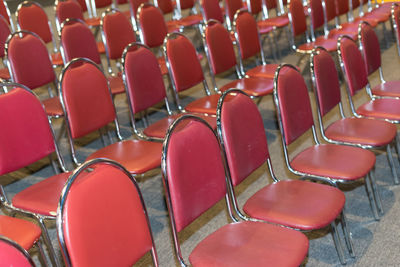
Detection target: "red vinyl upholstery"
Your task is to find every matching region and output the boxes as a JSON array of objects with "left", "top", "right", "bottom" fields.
[
  {"left": 310, "top": 0, "right": 325, "bottom": 30},
  {"left": 95, "top": 0, "right": 113, "bottom": 8},
  {"left": 225, "top": 0, "right": 243, "bottom": 23},
  {"left": 0, "top": 15, "right": 10, "bottom": 59},
  {"left": 359, "top": 22, "right": 381, "bottom": 75},
  {"left": 102, "top": 10, "right": 136, "bottom": 60},
  {"left": 235, "top": 11, "right": 262, "bottom": 60},
  {"left": 129, "top": 0, "right": 148, "bottom": 17},
  {"left": 289, "top": 0, "right": 307, "bottom": 37},
  {"left": 60, "top": 162, "right": 154, "bottom": 266},
  {"left": 17, "top": 2, "right": 52, "bottom": 43},
  {"left": 156, "top": 0, "right": 174, "bottom": 14},
  {"left": 138, "top": 4, "right": 170, "bottom": 47},
  {"left": 56, "top": 0, "right": 84, "bottom": 23},
  {"left": 0, "top": 237, "right": 34, "bottom": 267},
  {"left": 0, "top": 0, "right": 10, "bottom": 25},
  {"left": 200, "top": 0, "right": 224, "bottom": 23}
]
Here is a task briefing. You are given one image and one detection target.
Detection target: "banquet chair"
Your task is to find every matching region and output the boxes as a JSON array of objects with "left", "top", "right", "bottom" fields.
[
  {"left": 16, "top": 1, "right": 63, "bottom": 66},
  {"left": 59, "top": 18, "right": 125, "bottom": 96},
  {"left": 358, "top": 21, "right": 400, "bottom": 98},
  {"left": 0, "top": 15, "right": 10, "bottom": 81},
  {"left": 162, "top": 114, "right": 309, "bottom": 266},
  {"left": 58, "top": 57, "right": 162, "bottom": 169},
  {"left": 5, "top": 30, "right": 64, "bottom": 119},
  {"left": 101, "top": 8, "right": 136, "bottom": 74},
  {"left": 217, "top": 89, "right": 351, "bottom": 264},
  {"left": 0, "top": 0, "right": 14, "bottom": 31},
  {"left": 200, "top": 0, "right": 225, "bottom": 24},
  {"left": 0, "top": 236, "right": 35, "bottom": 267},
  {"left": 0, "top": 82, "right": 72, "bottom": 267},
  {"left": 57, "top": 159, "right": 159, "bottom": 267},
  {"left": 392, "top": 3, "right": 400, "bottom": 56},
  {"left": 203, "top": 20, "right": 274, "bottom": 98},
  {"left": 274, "top": 63, "right": 381, "bottom": 221},
  {"left": 121, "top": 42, "right": 216, "bottom": 141},
  {"left": 310, "top": 47, "right": 398, "bottom": 192}
]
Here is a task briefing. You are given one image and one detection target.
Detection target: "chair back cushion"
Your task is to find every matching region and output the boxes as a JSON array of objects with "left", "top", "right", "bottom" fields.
[
  {"left": 324, "top": 0, "right": 337, "bottom": 21},
  {"left": 289, "top": 0, "right": 307, "bottom": 37},
  {"left": 165, "top": 119, "right": 227, "bottom": 232},
  {"left": 310, "top": 0, "right": 325, "bottom": 30},
  {"left": 200, "top": 0, "right": 224, "bottom": 23},
  {"left": 56, "top": 0, "right": 84, "bottom": 25},
  {"left": 129, "top": 0, "right": 148, "bottom": 17},
  {"left": 0, "top": 88, "right": 55, "bottom": 175},
  {"left": 94, "top": 0, "right": 113, "bottom": 8},
  {"left": 7, "top": 33, "right": 55, "bottom": 89},
  {"left": 205, "top": 22, "right": 237, "bottom": 74},
  {"left": 276, "top": 66, "right": 314, "bottom": 145},
  {"left": 335, "top": 0, "right": 349, "bottom": 16},
  {"left": 61, "top": 61, "right": 115, "bottom": 138},
  {"left": 156, "top": 0, "right": 174, "bottom": 14},
  {"left": 220, "top": 93, "right": 269, "bottom": 186},
  {"left": 235, "top": 11, "right": 261, "bottom": 60},
  {"left": 138, "top": 4, "right": 168, "bottom": 47},
  {"left": 17, "top": 2, "right": 52, "bottom": 43},
  {"left": 0, "top": 0, "right": 10, "bottom": 25},
  {"left": 225, "top": 0, "right": 243, "bottom": 22},
  {"left": 0, "top": 15, "right": 10, "bottom": 58},
  {"left": 178, "top": 0, "right": 196, "bottom": 10},
  {"left": 124, "top": 46, "right": 166, "bottom": 113},
  {"left": 359, "top": 22, "right": 381, "bottom": 75}
]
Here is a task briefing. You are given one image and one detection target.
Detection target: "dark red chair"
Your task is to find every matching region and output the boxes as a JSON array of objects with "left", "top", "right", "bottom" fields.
[
  {"left": 0, "top": 236, "right": 35, "bottom": 267},
  {"left": 203, "top": 20, "right": 274, "bottom": 98},
  {"left": 57, "top": 159, "right": 159, "bottom": 267},
  {"left": 274, "top": 63, "right": 381, "bottom": 221},
  {"left": 0, "top": 0, "right": 13, "bottom": 31},
  {"left": 0, "top": 15, "right": 11, "bottom": 81},
  {"left": 200, "top": 0, "right": 224, "bottom": 24},
  {"left": 121, "top": 42, "right": 216, "bottom": 140},
  {"left": 217, "top": 89, "right": 350, "bottom": 264},
  {"left": 16, "top": 1, "right": 63, "bottom": 66},
  {"left": 162, "top": 114, "right": 309, "bottom": 266},
  {"left": 392, "top": 3, "right": 400, "bottom": 56}
]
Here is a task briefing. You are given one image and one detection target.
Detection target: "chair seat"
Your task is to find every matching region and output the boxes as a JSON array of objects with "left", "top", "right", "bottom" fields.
[
  {"left": 245, "top": 64, "right": 279, "bottom": 79},
  {"left": 157, "top": 56, "right": 169, "bottom": 75},
  {"left": 108, "top": 75, "right": 125, "bottom": 95},
  {"left": 297, "top": 37, "right": 337, "bottom": 53},
  {"left": 12, "top": 172, "right": 72, "bottom": 216},
  {"left": 328, "top": 28, "right": 358, "bottom": 41},
  {"left": 363, "top": 11, "right": 390, "bottom": 23},
  {"left": 371, "top": 80, "right": 400, "bottom": 98},
  {"left": 291, "top": 144, "right": 375, "bottom": 181},
  {"left": 325, "top": 117, "right": 397, "bottom": 147},
  {"left": 97, "top": 41, "right": 105, "bottom": 54},
  {"left": 85, "top": 17, "right": 101, "bottom": 27},
  {"left": 167, "top": 21, "right": 182, "bottom": 32},
  {"left": 86, "top": 139, "right": 162, "bottom": 174},
  {"left": 258, "top": 16, "right": 289, "bottom": 28},
  {"left": 0, "top": 215, "right": 42, "bottom": 250},
  {"left": 189, "top": 221, "right": 308, "bottom": 267},
  {"left": 357, "top": 98, "right": 400, "bottom": 121},
  {"left": 176, "top": 14, "right": 203, "bottom": 27},
  {"left": 243, "top": 180, "right": 345, "bottom": 231},
  {"left": 219, "top": 77, "right": 274, "bottom": 97},
  {"left": 0, "top": 67, "right": 10, "bottom": 80},
  {"left": 143, "top": 113, "right": 217, "bottom": 139},
  {"left": 257, "top": 23, "right": 274, "bottom": 34},
  {"left": 185, "top": 94, "right": 222, "bottom": 115},
  {"left": 42, "top": 97, "right": 64, "bottom": 117},
  {"left": 338, "top": 22, "right": 359, "bottom": 32},
  {"left": 51, "top": 52, "right": 63, "bottom": 66},
  {"left": 353, "top": 16, "right": 379, "bottom": 27}
]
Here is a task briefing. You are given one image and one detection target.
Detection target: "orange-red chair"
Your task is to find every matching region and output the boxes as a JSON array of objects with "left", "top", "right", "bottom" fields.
[
  {"left": 0, "top": 236, "right": 35, "bottom": 267},
  {"left": 57, "top": 159, "right": 159, "bottom": 267},
  {"left": 162, "top": 114, "right": 309, "bottom": 266}
]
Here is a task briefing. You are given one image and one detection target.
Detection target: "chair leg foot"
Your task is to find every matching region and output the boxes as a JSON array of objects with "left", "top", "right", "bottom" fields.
[
  {"left": 340, "top": 210, "right": 355, "bottom": 258},
  {"left": 36, "top": 239, "right": 50, "bottom": 267},
  {"left": 331, "top": 221, "right": 346, "bottom": 265}
]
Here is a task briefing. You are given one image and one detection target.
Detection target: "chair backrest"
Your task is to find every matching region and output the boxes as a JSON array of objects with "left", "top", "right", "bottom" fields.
[
  {"left": 246, "top": 0, "right": 263, "bottom": 15},
  {"left": 60, "top": 19, "right": 101, "bottom": 65},
  {"left": 57, "top": 159, "right": 158, "bottom": 267},
  {"left": 16, "top": 1, "right": 53, "bottom": 44},
  {"left": 101, "top": 8, "right": 136, "bottom": 60},
  {"left": 358, "top": 21, "right": 381, "bottom": 75},
  {"left": 324, "top": 0, "right": 337, "bottom": 22},
  {"left": 335, "top": 0, "right": 349, "bottom": 16},
  {"left": 338, "top": 35, "right": 369, "bottom": 96},
  {"left": 200, "top": 0, "right": 224, "bottom": 23},
  {"left": 0, "top": 15, "right": 10, "bottom": 59},
  {"left": 217, "top": 90, "right": 269, "bottom": 186},
  {"left": 59, "top": 58, "right": 116, "bottom": 139},
  {"left": 0, "top": 0, "right": 12, "bottom": 28},
  {"left": 5, "top": 31, "right": 56, "bottom": 89},
  {"left": 0, "top": 236, "right": 35, "bottom": 267},
  {"left": 76, "top": 0, "right": 88, "bottom": 12},
  {"left": 288, "top": 0, "right": 307, "bottom": 37},
  {"left": 204, "top": 21, "right": 237, "bottom": 75},
  {"left": 265, "top": 0, "right": 278, "bottom": 9},
  {"left": 274, "top": 64, "right": 314, "bottom": 145},
  {"left": 129, "top": 0, "right": 149, "bottom": 17},
  {"left": 164, "top": 33, "right": 205, "bottom": 93},
  {"left": 155, "top": 0, "right": 175, "bottom": 14},
  {"left": 310, "top": 0, "right": 325, "bottom": 30},
  {"left": 55, "top": 0, "right": 85, "bottom": 29},
  {"left": 0, "top": 84, "right": 59, "bottom": 175},
  {"left": 137, "top": 3, "right": 168, "bottom": 48},
  {"left": 177, "top": 0, "right": 196, "bottom": 11},
  {"left": 310, "top": 48, "right": 342, "bottom": 117},
  {"left": 162, "top": 116, "right": 227, "bottom": 234},
  {"left": 224, "top": 0, "right": 243, "bottom": 24},
  {"left": 122, "top": 43, "right": 167, "bottom": 115},
  {"left": 392, "top": 3, "right": 400, "bottom": 56},
  {"left": 233, "top": 10, "right": 263, "bottom": 61}
]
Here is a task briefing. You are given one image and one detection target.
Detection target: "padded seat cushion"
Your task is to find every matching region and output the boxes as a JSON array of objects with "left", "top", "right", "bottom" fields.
[
  {"left": 97, "top": 41, "right": 105, "bottom": 54},
  {"left": 353, "top": 17, "right": 378, "bottom": 27},
  {"left": 328, "top": 28, "right": 358, "bottom": 41},
  {"left": 245, "top": 64, "right": 279, "bottom": 79},
  {"left": 298, "top": 37, "right": 337, "bottom": 53},
  {"left": 290, "top": 144, "right": 375, "bottom": 180},
  {"left": 108, "top": 75, "right": 125, "bottom": 95},
  {"left": 243, "top": 180, "right": 345, "bottom": 230},
  {"left": 258, "top": 16, "right": 289, "bottom": 28},
  {"left": 51, "top": 52, "right": 63, "bottom": 66},
  {"left": 189, "top": 221, "right": 308, "bottom": 267},
  {"left": 176, "top": 14, "right": 202, "bottom": 27},
  {"left": 219, "top": 77, "right": 274, "bottom": 97},
  {"left": 325, "top": 117, "right": 396, "bottom": 147},
  {"left": 185, "top": 94, "right": 222, "bottom": 115},
  {"left": 86, "top": 140, "right": 162, "bottom": 174},
  {"left": 357, "top": 98, "right": 400, "bottom": 121},
  {"left": 257, "top": 23, "right": 274, "bottom": 34},
  {"left": 85, "top": 17, "right": 100, "bottom": 27},
  {"left": 0, "top": 215, "right": 42, "bottom": 250},
  {"left": 42, "top": 96, "right": 64, "bottom": 117},
  {"left": 0, "top": 67, "right": 10, "bottom": 80},
  {"left": 371, "top": 80, "right": 400, "bottom": 98}
]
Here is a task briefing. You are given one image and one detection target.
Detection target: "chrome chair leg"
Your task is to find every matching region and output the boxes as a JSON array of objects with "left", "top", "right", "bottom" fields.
[
  {"left": 331, "top": 221, "right": 346, "bottom": 265},
  {"left": 37, "top": 216, "right": 61, "bottom": 267},
  {"left": 37, "top": 239, "right": 50, "bottom": 267},
  {"left": 365, "top": 175, "right": 380, "bottom": 220},
  {"left": 368, "top": 171, "right": 383, "bottom": 215},
  {"left": 340, "top": 210, "right": 355, "bottom": 258},
  {"left": 387, "top": 144, "right": 399, "bottom": 184}
]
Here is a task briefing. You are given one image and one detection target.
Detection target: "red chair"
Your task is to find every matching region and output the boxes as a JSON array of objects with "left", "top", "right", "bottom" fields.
[
  {"left": 57, "top": 159, "right": 159, "bottom": 267},
  {"left": 164, "top": 32, "right": 221, "bottom": 116},
  {"left": 0, "top": 0, "right": 14, "bottom": 31},
  {"left": 59, "top": 19, "right": 125, "bottom": 96},
  {"left": 54, "top": 0, "right": 104, "bottom": 53},
  {"left": 59, "top": 57, "right": 162, "bottom": 169},
  {"left": 0, "top": 15, "right": 11, "bottom": 81},
  {"left": 174, "top": 0, "right": 204, "bottom": 27},
  {"left": 5, "top": 31, "right": 64, "bottom": 119},
  {"left": 203, "top": 20, "right": 274, "bottom": 98},
  {"left": 0, "top": 82, "right": 72, "bottom": 266},
  {"left": 0, "top": 236, "right": 35, "bottom": 267},
  {"left": 16, "top": 1, "right": 63, "bottom": 66},
  {"left": 392, "top": 3, "right": 400, "bottom": 56},
  {"left": 101, "top": 8, "right": 136, "bottom": 74},
  {"left": 155, "top": 0, "right": 202, "bottom": 30},
  {"left": 200, "top": 0, "right": 225, "bottom": 24},
  {"left": 358, "top": 21, "right": 400, "bottom": 98},
  {"left": 274, "top": 63, "right": 381, "bottom": 220},
  {"left": 217, "top": 89, "right": 352, "bottom": 264},
  {"left": 310, "top": 47, "right": 398, "bottom": 189},
  {"left": 122, "top": 42, "right": 216, "bottom": 140},
  {"left": 162, "top": 115, "right": 309, "bottom": 266}
]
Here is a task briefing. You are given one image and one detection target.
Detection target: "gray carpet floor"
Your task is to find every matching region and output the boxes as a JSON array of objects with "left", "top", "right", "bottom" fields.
[{"left": 1, "top": 2, "right": 400, "bottom": 266}]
